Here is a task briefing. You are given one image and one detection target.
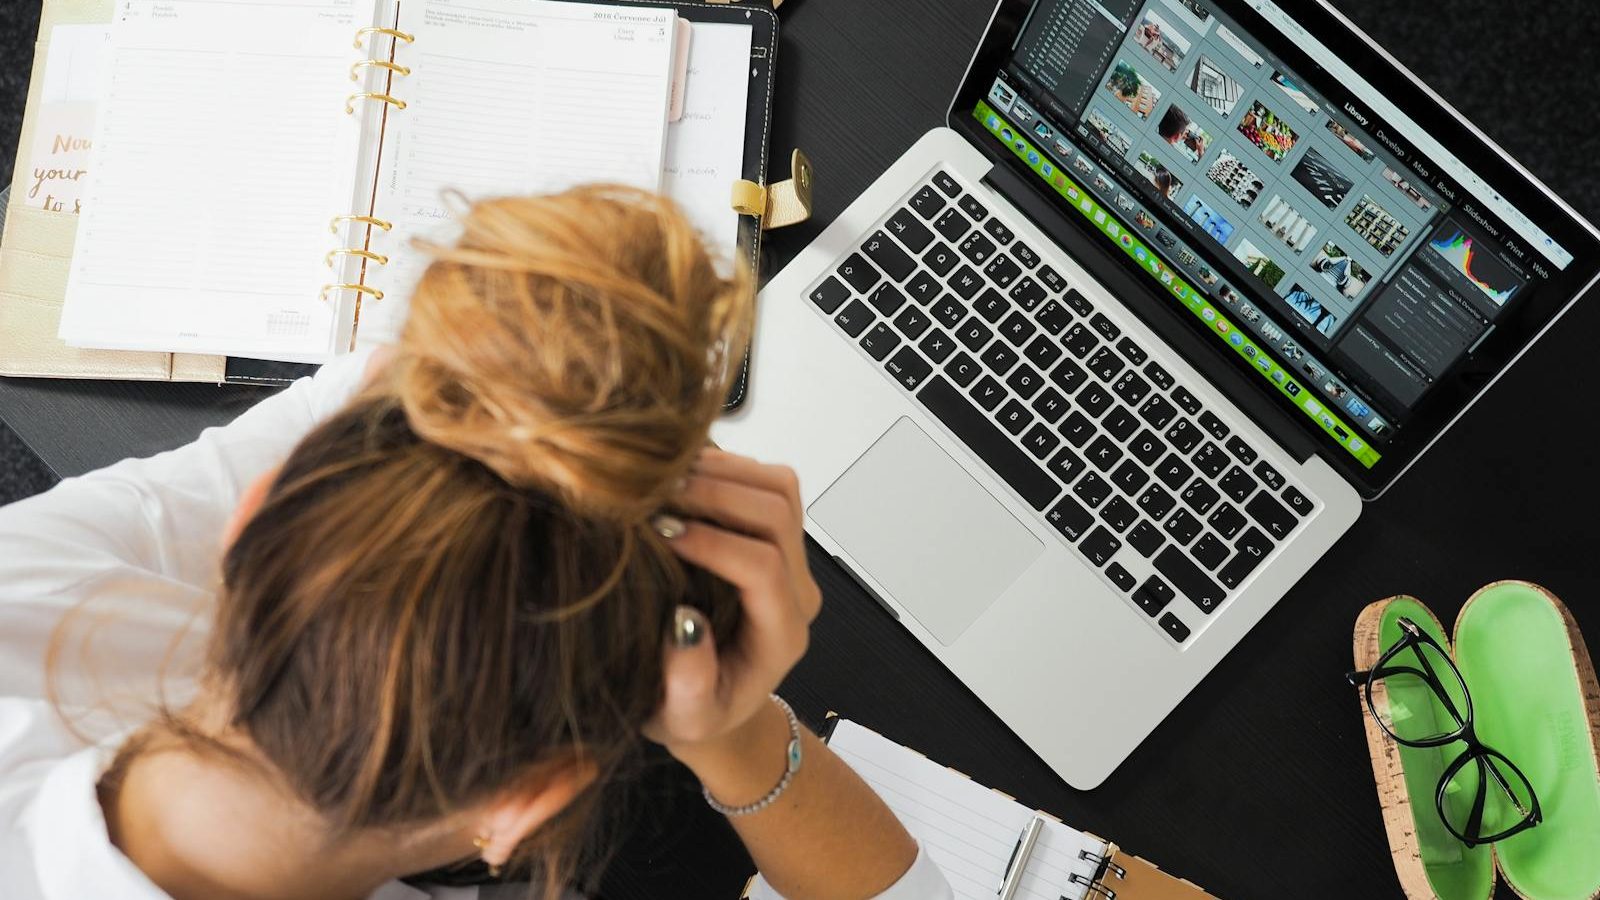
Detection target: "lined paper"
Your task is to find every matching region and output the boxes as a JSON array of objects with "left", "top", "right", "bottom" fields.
[
  {"left": 661, "top": 21, "right": 753, "bottom": 259},
  {"left": 748, "top": 720, "right": 1107, "bottom": 900}
]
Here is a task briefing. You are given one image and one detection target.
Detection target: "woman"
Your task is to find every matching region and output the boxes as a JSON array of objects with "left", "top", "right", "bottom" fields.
[{"left": 0, "top": 187, "right": 953, "bottom": 900}]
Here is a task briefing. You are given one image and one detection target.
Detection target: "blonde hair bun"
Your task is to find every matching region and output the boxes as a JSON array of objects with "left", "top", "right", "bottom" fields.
[{"left": 392, "top": 186, "right": 753, "bottom": 520}]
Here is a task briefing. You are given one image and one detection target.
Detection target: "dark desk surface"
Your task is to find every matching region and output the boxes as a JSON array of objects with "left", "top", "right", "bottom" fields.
[{"left": 5, "top": 1, "right": 1600, "bottom": 897}]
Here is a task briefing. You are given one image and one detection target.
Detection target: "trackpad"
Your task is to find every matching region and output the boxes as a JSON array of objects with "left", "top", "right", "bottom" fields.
[{"left": 809, "top": 418, "right": 1043, "bottom": 646}]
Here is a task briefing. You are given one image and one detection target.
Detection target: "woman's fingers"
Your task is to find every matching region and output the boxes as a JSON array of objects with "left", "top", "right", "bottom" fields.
[
  {"left": 692, "top": 449, "right": 803, "bottom": 523},
  {"left": 667, "top": 519, "right": 810, "bottom": 669},
  {"left": 642, "top": 607, "right": 721, "bottom": 745},
  {"left": 676, "top": 474, "right": 804, "bottom": 564}
]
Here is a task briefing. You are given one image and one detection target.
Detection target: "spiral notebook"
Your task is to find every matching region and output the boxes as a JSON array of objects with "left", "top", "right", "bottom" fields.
[{"left": 745, "top": 718, "right": 1216, "bottom": 900}]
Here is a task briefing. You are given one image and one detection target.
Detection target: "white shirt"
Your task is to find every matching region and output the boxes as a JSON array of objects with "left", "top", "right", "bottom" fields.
[{"left": 0, "top": 350, "right": 951, "bottom": 900}]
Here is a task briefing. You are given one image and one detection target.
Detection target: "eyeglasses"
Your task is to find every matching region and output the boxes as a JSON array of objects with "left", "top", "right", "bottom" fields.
[{"left": 1346, "top": 616, "right": 1542, "bottom": 848}]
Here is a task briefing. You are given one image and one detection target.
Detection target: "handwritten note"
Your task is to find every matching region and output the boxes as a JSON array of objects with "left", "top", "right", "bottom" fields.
[{"left": 27, "top": 25, "right": 110, "bottom": 214}]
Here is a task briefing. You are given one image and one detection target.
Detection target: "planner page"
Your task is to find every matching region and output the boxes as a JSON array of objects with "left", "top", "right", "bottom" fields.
[
  {"left": 360, "top": 0, "right": 677, "bottom": 344},
  {"left": 661, "top": 20, "right": 752, "bottom": 260},
  {"left": 748, "top": 720, "right": 1109, "bottom": 900},
  {"left": 59, "top": 0, "right": 381, "bottom": 361}
]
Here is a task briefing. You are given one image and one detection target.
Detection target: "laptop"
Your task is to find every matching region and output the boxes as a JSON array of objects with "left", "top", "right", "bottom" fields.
[{"left": 713, "top": 0, "right": 1600, "bottom": 788}]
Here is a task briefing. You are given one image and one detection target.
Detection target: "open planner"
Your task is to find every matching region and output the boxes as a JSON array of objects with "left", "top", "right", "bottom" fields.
[
  {"left": 747, "top": 719, "right": 1215, "bottom": 900},
  {"left": 3, "top": 0, "right": 796, "bottom": 384}
]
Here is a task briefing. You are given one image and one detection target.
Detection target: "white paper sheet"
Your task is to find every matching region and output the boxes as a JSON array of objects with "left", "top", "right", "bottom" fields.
[
  {"left": 661, "top": 21, "right": 753, "bottom": 263},
  {"left": 23, "top": 24, "right": 110, "bottom": 214}
]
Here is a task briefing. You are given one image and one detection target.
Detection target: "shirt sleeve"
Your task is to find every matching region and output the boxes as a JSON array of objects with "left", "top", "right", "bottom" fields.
[
  {"left": 746, "top": 842, "right": 954, "bottom": 900},
  {"left": 0, "top": 349, "right": 377, "bottom": 703}
]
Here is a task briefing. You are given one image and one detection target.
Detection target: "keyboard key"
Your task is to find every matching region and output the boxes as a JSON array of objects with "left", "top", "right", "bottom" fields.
[
  {"left": 885, "top": 347, "right": 932, "bottom": 391},
  {"left": 1145, "top": 362, "right": 1174, "bottom": 390},
  {"left": 868, "top": 283, "right": 907, "bottom": 317},
  {"left": 931, "top": 296, "right": 964, "bottom": 329},
  {"left": 1008, "top": 277, "right": 1047, "bottom": 311},
  {"left": 1047, "top": 447, "right": 1086, "bottom": 484},
  {"left": 934, "top": 207, "right": 969, "bottom": 242},
  {"left": 958, "top": 231, "right": 997, "bottom": 265},
  {"left": 838, "top": 254, "right": 880, "bottom": 293},
  {"left": 957, "top": 318, "right": 993, "bottom": 352},
  {"left": 1192, "top": 442, "right": 1229, "bottom": 479},
  {"left": 1225, "top": 436, "right": 1259, "bottom": 465},
  {"left": 1050, "top": 360, "right": 1087, "bottom": 394},
  {"left": 918, "top": 327, "right": 956, "bottom": 364},
  {"left": 917, "top": 377, "right": 1060, "bottom": 511},
  {"left": 1164, "top": 509, "right": 1203, "bottom": 546},
  {"left": 1111, "top": 460, "right": 1149, "bottom": 496},
  {"left": 909, "top": 185, "right": 946, "bottom": 219},
  {"left": 1005, "top": 363, "right": 1044, "bottom": 399},
  {"left": 1283, "top": 485, "right": 1313, "bottom": 516},
  {"left": 1077, "top": 383, "right": 1114, "bottom": 418},
  {"left": 1000, "top": 311, "right": 1037, "bottom": 347},
  {"left": 1038, "top": 265, "right": 1068, "bottom": 293},
  {"left": 1112, "top": 371, "right": 1151, "bottom": 407},
  {"left": 1207, "top": 503, "right": 1246, "bottom": 540},
  {"left": 886, "top": 208, "right": 935, "bottom": 253},
  {"left": 835, "top": 300, "right": 874, "bottom": 337},
  {"left": 1021, "top": 422, "right": 1060, "bottom": 459},
  {"left": 1192, "top": 533, "right": 1229, "bottom": 571},
  {"left": 1087, "top": 346, "right": 1126, "bottom": 382},
  {"left": 1138, "top": 484, "right": 1177, "bottom": 519},
  {"left": 905, "top": 271, "right": 941, "bottom": 305},
  {"left": 810, "top": 276, "right": 850, "bottom": 314},
  {"left": 1116, "top": 337, "right": 1147, "bottom": 366},
  {"left": 983, "top": 218, "right": 1015, "bottom": 244},
  {"left": 1254, "top": 462, "right": 1285, "bottom": 491},
  {"left": 969, "top": 375, "right": 1006, "bottom": 411},
  {"left": 1155, "top": 546, "right": 1225, "bottom": 613},
  {"left": 1218, "top": 527, "right": 1273, "bottom": 588},
  {"left": 1159, "top": 613, "right": 1192, "bottom": 643},
  {"left": 958, "top": 194, "right": 989, "bottom": 222},
  {"left": 1134, "top": 576, "right": 1175, "bottom": 616},
  {"left": 1100, "top": 497, "right": 1138, "bottom": 533},
  {"left": 863, "top": 230, "right": 915, "bottom": 282},
  {"left": 1089, "top": 312, "right": 1120, "bottom": 342},
  {"left": 974, "top": 289, "right": 1009, "bottom": 322},
  {"left": 980, "top": 341, "right": 1019, "bottom": 376},
  {"left": 1064, "top": 289, "right": 1094, "bottom": 317},
  {"left": 931, "top": 171, "right": 961, "bottom": 197},
  {"left": 1218, "top": 466, "right": 1258, "bottom": 504},
  {"left": 1035, "top": 299, "right": 1073, "bottom": 335},
  {"left": 1165, "top": 419, "right": 1203, "bottom": 454},
  {"left": 859, "top": 323, "right": 901, "bottom": 361},
  {"left": 1106, "top": 562, "right": 1137, "bottom": 593},
  {"left": 1059, "top": 412, "right": 1096, "bottom": 447},
  {"left": 1103, "top": 405, "right": 1139, "bottom": 442},
  {"left": 1155, "top": 454, "right": 1194, "bottom": 490},
  {"left": 946, "top": 352, "right": 981, "bottom": 386},
  {"left": 984, "top": 254, "right": 1023, "bottom": 289},
  {"left": 1011, "top": 241, "right": 1040, "bottom": 269},
  {"left": 1080, "top": 527, "right": 1122, "bottom": 567},
  {"left": 1074, "top": 472, "right": 1113, "bottom": 508},
  {"left": 1245, "top": 492, "right": 1297, "bottom": 541},
  {"left": 1171, "top": 385, "right": 1202, "bottom": 415},
  {"left": 1180, "top": 478, "right": 1220, "bottom": 515},
  {"left": 893, "top": 306, "right": 931, "bottom": 340},
  {"left": 1063, "top": 323, "right": 1098, "bottom": 358},
  {"left": 1128, "top": 430, "right": 1166, "bottom": 466},
  {"left": 1127, "top": 521, "right": 1164, "bottom": 558},
  {"left": 950, "top": 266, "right": 983, "bottom": 300},
  {"left": 997, "top": 399, "right": 1033, "bottom": 435},
  {"left": 923, "top": 243, "right": 959, "bottom": 276},
  {"left": 1086, "top": 435, "right": 1124, "bottom": 472},
  {"left": 1046, "top": 496, "right": 1094, "bottom": 541},
  {"left": 1199, "top": 411, "right": 1229, "bottom": 441},
  {"left": 1024, "top": 334, "right": 1063, "bottom": 370},
  {"left": 1032, "top": 387, "right": 1070, "bottom": 423},
  {"left": 1138, "top": 395, "right": 1178, "bottom": 430}
]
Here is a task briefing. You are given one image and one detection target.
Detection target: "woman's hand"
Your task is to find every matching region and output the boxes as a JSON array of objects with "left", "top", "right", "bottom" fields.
[{"left": 643, "top": 448, "right": 822, "bottom": 761}]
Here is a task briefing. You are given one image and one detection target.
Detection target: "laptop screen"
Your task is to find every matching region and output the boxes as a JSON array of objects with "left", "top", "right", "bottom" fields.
[{"left": 957, "top": 0, "right": 1597, "bottom": 490}]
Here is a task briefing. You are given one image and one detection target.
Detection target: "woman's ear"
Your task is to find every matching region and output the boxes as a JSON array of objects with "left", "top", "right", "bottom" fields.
[
  {"left": 224, "top": 466, "right": 280, "bottom": 551},
  {"left": 478, "top": 758, "right": 600, "bottom": 870}
]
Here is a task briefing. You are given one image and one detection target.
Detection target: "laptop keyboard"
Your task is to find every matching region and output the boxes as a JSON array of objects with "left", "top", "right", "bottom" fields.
[{"left": 806, "top": 169, "right": 1320, "bottom": 646}]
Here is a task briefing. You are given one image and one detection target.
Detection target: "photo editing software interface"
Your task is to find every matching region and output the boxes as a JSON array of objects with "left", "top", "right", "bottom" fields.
[{"left": 975, "top": 0, "right": 1574, "bottom": 469}]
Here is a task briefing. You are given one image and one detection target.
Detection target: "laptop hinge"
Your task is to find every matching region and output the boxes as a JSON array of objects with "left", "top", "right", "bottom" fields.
[{"left": 979, "top": 164, "right": 1321, "bottom": 466}]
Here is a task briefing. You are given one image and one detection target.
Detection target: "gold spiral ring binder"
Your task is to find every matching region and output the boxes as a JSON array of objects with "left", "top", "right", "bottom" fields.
[
  {"left": 350, "top": 59, "right": 411, "bottom": 80},
  {"left": 330, "top": 215, "right": 392, "bottom": 233},
  {"left": 353, "top": 26, "right": 414, "bottom": 49},
  {"left": 346, "top": 92, "right": 406, "bottom": 114},
  {"left": 325, "top": 248, "right": 389, "bottom": 267},
  {"left": 321, "top": 283, "right": 385, "bottom": 303}
]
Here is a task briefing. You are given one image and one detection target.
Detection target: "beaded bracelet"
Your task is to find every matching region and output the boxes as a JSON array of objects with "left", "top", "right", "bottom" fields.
[{"left": 703, "top": 694, "right": 804, "bottom": 818}]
